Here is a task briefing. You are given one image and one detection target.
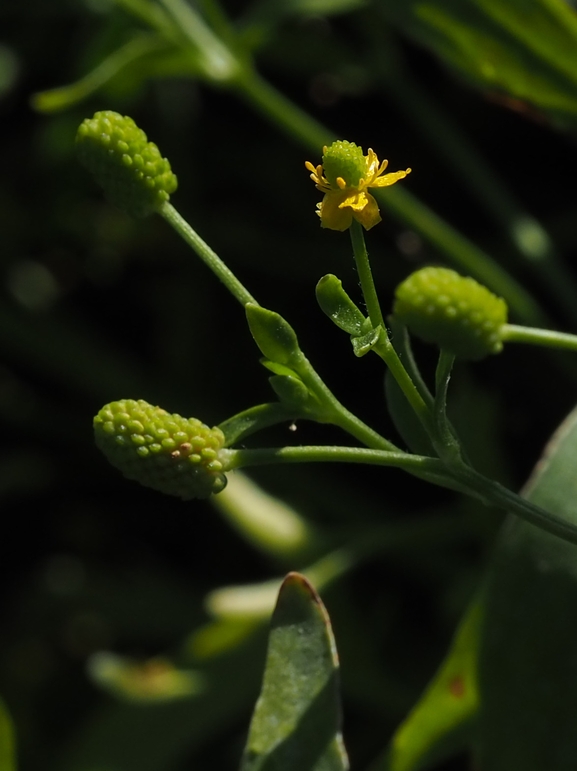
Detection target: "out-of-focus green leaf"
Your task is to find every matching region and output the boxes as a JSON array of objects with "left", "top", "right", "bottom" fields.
[
  {"left": 379, "top": 0, "right": 577, "bottom": 122},
  {"left": 56, "top": 628, "right": 269, "bottom": 771},
  {"left": 0, "top": 698, "right": 15, "bottom": 771},
  {"left": 31, "top": 34, "right": 199, "bottom": 113},
  {"left": 381, "top": 599, "right": 481, "bottom": 771},
  {"left": 478, "top": 403, "right": 577, "bottom": 770},
  {"left": 240, "top": 572, "right": 349, "bottom": 771},
  {"left": 86, "top": 652, "right": 204, "bottom": 703}
]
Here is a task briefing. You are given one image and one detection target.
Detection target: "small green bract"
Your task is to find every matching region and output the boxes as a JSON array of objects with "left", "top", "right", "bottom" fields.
[
  {"left": 393, "top": 267, "right": 508, "bottom": 361},
  {"left": 94, "top": 399, "right": 227, "bottom": 499},
  {"left": 76, "top": 111, "right": 178, "bottom": 218}
]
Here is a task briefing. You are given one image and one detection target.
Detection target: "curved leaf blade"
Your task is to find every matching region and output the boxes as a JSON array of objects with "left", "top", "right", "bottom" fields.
[
  {"left": 380, "top": 0, "right": 577, "bottom": 122},
  {"left": 240, "top": 572, "right": 349, "bottom": 771}
]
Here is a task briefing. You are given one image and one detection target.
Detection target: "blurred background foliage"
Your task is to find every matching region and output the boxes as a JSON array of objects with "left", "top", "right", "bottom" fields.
[{"left": 2, "top": 0, "right": 577, "bottom": 769}]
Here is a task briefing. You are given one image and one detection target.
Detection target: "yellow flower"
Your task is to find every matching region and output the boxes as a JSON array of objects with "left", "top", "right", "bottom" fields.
[{"left": 305, "top": 140, "right": 411, "bottom": 231}]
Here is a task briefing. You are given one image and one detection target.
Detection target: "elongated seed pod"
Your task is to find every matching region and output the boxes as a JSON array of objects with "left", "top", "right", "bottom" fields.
[
  {"left": 76, "top": 111, "right": 177, "bottom": 218},
  {"left": 393, "top": 267, "right": 508, "bottom": 361},
  {"left": 94, "top": 399, "right": 227, "bottom": 499}
]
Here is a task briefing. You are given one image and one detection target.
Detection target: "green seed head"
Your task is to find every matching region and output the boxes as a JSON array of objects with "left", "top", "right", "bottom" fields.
[
  {"left": 322, "top": 140, "right": 367, "bottom": 188},
  {"left": 94, "top": 399, "right": 227, "bottom": 499},
  {"left": 76, "top": 111, "right": 178, "bottom": 218},
  {"left": 393, "top": 267, "right": 508, "bottom": 361}
]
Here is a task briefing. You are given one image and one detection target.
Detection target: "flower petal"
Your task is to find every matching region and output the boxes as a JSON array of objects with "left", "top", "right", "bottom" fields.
[
  {"left": 372, "top": 169, "right": 411, "bottom": 188},
  {"left": 319, "top": 191, "right": 353, "bottom": 231},
  {"left": 339, "top": 190, "right": 367, "bottom": 211},
  {"left": 352, "top": 192, "right": 382, "bottom": 230}
]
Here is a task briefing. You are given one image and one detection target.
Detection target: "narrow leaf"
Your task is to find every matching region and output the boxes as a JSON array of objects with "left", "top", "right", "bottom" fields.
[
  {"left": 380, "top": 0, "right": 577, "bottom": 123},
  {"left": 240, "top": 572, "right": 349, "bottom": 771},
  {"left": 383, "top": 599, "right": 481, "bottom": 771},
  {"left": 31, "top": 35, "right": 172, "bottom": 113},
  {"left": 246, "top": 304, "right": 303, "bottom": 368}
]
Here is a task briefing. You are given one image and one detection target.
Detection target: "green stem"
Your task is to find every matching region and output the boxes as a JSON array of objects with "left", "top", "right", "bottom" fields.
[
  {"left": 502, "top": 324, "right": 577, "bottom": 351},
  {"left": 157, "top": 0, "right": 239, "bottom": 81},
  {"left": 452, "top": 463, "right": 577, "bottom": 546},
  {"left": 160, "top": 202, "right": 258, "bottom": 307},
  {"left": 218, "top": 403, "right": 297, "bottom": 446},
  {"left": 226, "top": 444, "right": 445, "bottom": 475},
  {"left": 161, "top": 201, "right": 401, "bottom": 453},
  {"left": 291, "top": 355, "right": 403, "bottom": 453},
  {"left": 349, "top": 219, "right": 385, "bottom": 330},
  {"left": 374, "top": 334, "right": 434, "bottom": 434},
  {"left": 224, "top": 446, "right": 577, "bottom": 545},
  {"left": 347, "top": 222, "right": 434, "bottom": 434}
]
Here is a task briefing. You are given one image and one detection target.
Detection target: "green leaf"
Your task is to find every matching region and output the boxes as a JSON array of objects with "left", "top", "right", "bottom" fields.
[
  {"left": 380, "top": 0, "right": 577, "bottom": 123},
  {"left": 477, "top": 403, "right": 577, "bottom": 770},
  {"left": 351, "top": 327, "right": 381, "bottom": 357},
  {"left": 31, "top": 34, "right": 194, "bottom": 113},
  {"left": 316, "top": 274, "right": 366, "bottom": 336},
  {"left": 240, "top": 572, "right": 349, "bottom": 771},
  {"left": 269, "top": 374, "right": 313, "bottom": 411},
  {"left": 246, "top": 304, "right": 303, "bottom": 368},
  {"left": 385, "top": 370, "right": 435, "bottom": 456},
  {"left": 383, "top": 599, "right": 481, "bottom": 771}
]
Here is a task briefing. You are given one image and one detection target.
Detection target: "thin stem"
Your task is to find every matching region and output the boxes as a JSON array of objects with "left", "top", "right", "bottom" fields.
[
  {"left": 160, "top": 202, "right": 258, "bottom": 307},
  {"left": 158, "top": 0, "right": 239, "bottom": 81},
  {"left": 226, "top": 444, "right": 445, "bottom": 474},
  {"left": 347, "top": 222, "right": 434, "bottom": 434},
  {"left": 373, "top": 334, "right": 435, "bottom": 435},
  {"left": 502, "top": 324, "right": 577, "bottom": 352},
  {"left": 223, "top": 446, "right": 577, "bottom": 545},
  {"left": 452, "top": 463, "right": 577, "bottom": 546},
  {"left": 218, "top": 403, "right": 296, "bottom": 446},
  {"left": 161, "top": 202, "right": 400, "bottom": 452},
  {"left": 290, "top": 355, "right": 403, "bottom": 453},
  {"left": 349, "top": 220, "right": 385, "bottom": 330}
]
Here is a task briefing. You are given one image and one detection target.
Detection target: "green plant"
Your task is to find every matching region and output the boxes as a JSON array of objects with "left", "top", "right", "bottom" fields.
[
  {"left": 5, "top": 1, "right": 577, "bottom": 770},
  {"left": 72, "top": 107, "right": 577, "bottom": 769}
]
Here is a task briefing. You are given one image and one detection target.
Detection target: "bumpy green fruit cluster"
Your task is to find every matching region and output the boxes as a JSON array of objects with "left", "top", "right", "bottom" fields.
[
  {"left": 322, "top": 140, "right": 367, "bottom": 187},
  {"left": 76, "top": 111, "right": 178, "bottom": 218},
  {"left": 393, "top": 267, "right": 508, "bottom": 360},
  {"left": 94, "top": 400, "right": 227, "bottom": 499}
]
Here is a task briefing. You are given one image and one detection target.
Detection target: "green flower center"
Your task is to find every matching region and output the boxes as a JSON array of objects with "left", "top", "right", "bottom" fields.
[{"left": 322, "top": 140, "right": 367, "bottom": 188}]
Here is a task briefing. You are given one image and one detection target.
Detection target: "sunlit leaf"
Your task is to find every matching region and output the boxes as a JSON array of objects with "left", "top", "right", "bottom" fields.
[{"left": 240, "top": 573, "right": 349, "bottom": 771}]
